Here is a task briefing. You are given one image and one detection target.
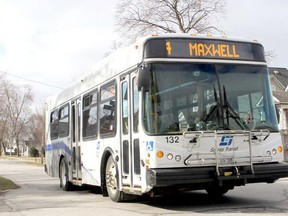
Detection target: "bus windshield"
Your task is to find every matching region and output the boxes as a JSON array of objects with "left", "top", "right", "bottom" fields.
[{"left": 142, "top": 63, "right": 278, "bottom": 134}]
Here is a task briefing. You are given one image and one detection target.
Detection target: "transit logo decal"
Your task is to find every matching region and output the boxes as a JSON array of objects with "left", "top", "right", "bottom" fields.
[
  {"left": 219, "top": 136, "right": 234, "bottom": 146},
  {"left": 210, "top": 136, "right": 238, "bottom": 152},
  {"left": 96, "top": 141, "right": 101, "bottom": 150}
]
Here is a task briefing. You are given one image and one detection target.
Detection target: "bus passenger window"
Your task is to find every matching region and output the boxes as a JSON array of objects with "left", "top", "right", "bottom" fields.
[
  {"left": 100, "top": 82, "right": 116, "bottom": 136},
  {"left": 122, "top": 82, "right": 128, "bottom": 135},
  {"left": 59, "top": 105, "right": 69, "bottom": 137},
  {"left": 82, "top": 90, "right": 98, "bottom": 139},
  {"left": 133, "top": 77, "right": 139, "bottom": 133},
  {"left": 50, "top": 110, "right": 59, "bottom": 140}
]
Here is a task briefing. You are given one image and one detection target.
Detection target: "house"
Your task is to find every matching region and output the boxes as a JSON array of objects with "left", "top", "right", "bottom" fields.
[
  {"left": 269, "top": 67, "right": 288, "bottom": 130},
  {"left": 269, "top": 67, "right": 288, "bottom": 161}
]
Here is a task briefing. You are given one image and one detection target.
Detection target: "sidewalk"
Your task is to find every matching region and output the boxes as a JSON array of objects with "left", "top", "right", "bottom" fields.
[{"left": 0, "top": 156, "right": 45, "bottom": 166}]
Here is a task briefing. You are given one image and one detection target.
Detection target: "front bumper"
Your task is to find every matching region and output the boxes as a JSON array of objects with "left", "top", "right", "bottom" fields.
[{"left": 147, "top": 163, "right": 288, "bottom": 187}]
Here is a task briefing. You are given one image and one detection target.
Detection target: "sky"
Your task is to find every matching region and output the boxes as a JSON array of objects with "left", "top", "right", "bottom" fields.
[{"left": 0, "top": 0, "right": 287, "bottom": 106}]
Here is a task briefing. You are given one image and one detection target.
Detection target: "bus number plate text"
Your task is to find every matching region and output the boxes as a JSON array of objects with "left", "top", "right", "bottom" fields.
[{"left": 165, "top": 136, "right": 179, "bottom": 144}]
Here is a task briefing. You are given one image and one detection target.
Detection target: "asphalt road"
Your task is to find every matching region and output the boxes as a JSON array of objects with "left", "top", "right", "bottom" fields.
[{"left": 1, "top": 158, "right": 288, "bottom": 216}]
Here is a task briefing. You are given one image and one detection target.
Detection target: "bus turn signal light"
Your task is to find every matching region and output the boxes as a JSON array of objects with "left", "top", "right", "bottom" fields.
[{"left": 157, "top": 151, "right": 164, "bottom": 158}]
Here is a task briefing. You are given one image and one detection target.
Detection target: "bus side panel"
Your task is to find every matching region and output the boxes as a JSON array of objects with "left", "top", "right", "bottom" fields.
[
  {"left": 45, "top": 143, "right": 60, "bottom": 178},
  {"left": 45, "top": 138, "right": 72, "bottom": 178},
  {"left": 81, "top": 139, "right": 101, "bottom": 186}
]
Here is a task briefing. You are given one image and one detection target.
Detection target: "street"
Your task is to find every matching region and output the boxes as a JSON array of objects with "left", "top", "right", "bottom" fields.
[{"left": 1, "top": 158, "right": 288, "bottom": 216}]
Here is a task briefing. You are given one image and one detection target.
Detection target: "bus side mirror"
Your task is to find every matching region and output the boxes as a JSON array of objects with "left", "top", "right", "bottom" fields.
[
  {"left": 275, "top": 105, "right": 280, "bottom": 124},
  {"left": 138, "top": 65, "right": 150, "bottom": 92}
]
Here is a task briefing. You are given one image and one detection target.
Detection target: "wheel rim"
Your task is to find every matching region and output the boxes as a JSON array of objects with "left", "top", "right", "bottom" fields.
[{"left": 106, "top": 158, "right": 117, "bottom": 196}]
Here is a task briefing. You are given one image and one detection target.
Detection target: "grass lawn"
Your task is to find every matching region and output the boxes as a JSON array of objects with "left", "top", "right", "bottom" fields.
[{"left": 0, "top": 176, "right": 19, "bottom": 192}]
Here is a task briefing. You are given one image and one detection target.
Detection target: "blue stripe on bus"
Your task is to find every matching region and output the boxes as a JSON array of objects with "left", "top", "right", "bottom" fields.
[{"left": 46, "top": 142, "right": 72, "bottom": 156}]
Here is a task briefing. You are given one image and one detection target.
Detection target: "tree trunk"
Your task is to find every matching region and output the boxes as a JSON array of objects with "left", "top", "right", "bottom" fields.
[
  {"left": 0, "top": 141, "right": 6, "bottom": 156},
  {"left": 16, "top": 136, "right": 20, "bottom": 157}
]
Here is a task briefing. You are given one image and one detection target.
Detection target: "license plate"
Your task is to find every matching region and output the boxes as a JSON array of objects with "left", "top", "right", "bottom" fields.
[{"left": 220, "top": 158, "right": 233, "bottom": 164}]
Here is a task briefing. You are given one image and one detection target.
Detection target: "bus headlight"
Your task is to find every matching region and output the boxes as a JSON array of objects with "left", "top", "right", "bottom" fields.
[
  {"left": 266, "top": 151, "right": 271, "bottom": 157},
  {"left": 167, "top": 153, "right": 173, "bottom": 160},
  {"left": 175, "top": 155, "right": 181, "bottom": 162},
  {"left": 272, "top": 149, "right": 277, "bottom": 155}
]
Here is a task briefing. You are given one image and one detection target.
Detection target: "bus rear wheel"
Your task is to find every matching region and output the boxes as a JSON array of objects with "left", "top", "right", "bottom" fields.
[{"left": 59, "top": 158, "right": 73, "bottom": 191}]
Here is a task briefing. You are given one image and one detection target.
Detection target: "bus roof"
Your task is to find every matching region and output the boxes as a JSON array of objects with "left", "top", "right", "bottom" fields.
[
  {"left": 138, "top": 33, "right": 261, "bottom": 44},
  {"left": 47, "top": 33, "right": 263, "bottom": 108}
]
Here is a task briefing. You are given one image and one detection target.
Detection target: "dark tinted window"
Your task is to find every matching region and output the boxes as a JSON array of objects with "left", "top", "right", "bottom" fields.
[
  {"left": 82, "top": 90, "right": 98, "bottom": 139},
  {"left": 100, "top": 82, "right": 116, "bottom": 136},
  {"left": 50, "top": 110, "right": 59, "bottom": 140},
  {"left": 59, "top": 105, "right": 69, "bottom": 137}
]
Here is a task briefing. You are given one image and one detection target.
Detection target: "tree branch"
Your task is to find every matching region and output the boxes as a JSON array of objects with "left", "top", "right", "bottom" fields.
[{"left": 115, "top": 0, "right": 226, "bottom": 45}]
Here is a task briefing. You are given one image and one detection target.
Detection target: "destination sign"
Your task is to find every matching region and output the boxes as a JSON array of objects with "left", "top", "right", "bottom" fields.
[{"left": 144, "top": 38, "right": 265, "bottom": 62}]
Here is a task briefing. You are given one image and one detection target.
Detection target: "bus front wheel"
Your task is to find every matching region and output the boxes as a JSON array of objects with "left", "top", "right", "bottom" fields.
[
  {"left": 205, "top": 185, "right": 231, "bottom": 197},
  {"left": 105, "top": 155, "right": 125, "bottom": 202}
]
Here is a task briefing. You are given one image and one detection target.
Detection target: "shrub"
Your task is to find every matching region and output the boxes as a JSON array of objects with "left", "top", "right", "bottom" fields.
[{"left": 29, "top": 146, "right": 39, "bottom": 157}]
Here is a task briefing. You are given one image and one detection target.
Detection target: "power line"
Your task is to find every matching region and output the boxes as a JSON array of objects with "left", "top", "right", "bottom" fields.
[{"left": 2, "top": 72, "right": 65, "bottom": 90}]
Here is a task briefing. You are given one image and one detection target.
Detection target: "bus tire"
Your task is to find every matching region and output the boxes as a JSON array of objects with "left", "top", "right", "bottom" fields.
[
  {"left": 105, "top": 155, "right": 125, "bottom": 202},
  {"left": 59, "top": 158, "right": 73, "bottom": 191},
  {"left": 205, "top": 185, "right": 230, "bottom": 197}
]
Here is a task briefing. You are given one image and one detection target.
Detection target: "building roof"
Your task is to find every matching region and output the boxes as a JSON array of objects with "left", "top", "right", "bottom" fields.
[
  {"left": 269, "top": 67, "right": 288, "bottom": 90},
  {"left": 273, "top": 91, "right": 288, "bottom": 104}
]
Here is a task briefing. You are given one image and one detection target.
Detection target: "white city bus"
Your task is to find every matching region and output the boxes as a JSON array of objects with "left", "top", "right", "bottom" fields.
[{"left": 45, "top": 34, "right": 288, "bottom": 202}]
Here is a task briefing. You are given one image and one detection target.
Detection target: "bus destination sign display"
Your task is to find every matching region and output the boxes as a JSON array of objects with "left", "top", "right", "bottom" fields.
[{"left": 144, "top": 38, "right": 265, "bottom": 62}]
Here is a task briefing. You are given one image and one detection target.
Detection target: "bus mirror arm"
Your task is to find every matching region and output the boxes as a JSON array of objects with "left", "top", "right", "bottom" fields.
[{"left": 137, "top": 64, "right": 151, "bottom": 92}]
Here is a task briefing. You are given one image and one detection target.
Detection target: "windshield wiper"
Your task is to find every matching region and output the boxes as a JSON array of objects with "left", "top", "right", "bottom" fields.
[
  {"left": 223, "top": 86, "right": 250, "bottom": 130},
  {"left": 204, "top": 85, "right": 228, "bottom": 130},
  {"left": 203, "top": 85, "right": 249, "bottom": 130}
]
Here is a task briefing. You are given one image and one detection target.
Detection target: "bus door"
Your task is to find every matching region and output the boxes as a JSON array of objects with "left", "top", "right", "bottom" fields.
[
  {"left": 120, "top": 71, "right": 141, "bottom": 190},
  {"left": 71, "top": 99, "right": 82, "bottom": 181}
]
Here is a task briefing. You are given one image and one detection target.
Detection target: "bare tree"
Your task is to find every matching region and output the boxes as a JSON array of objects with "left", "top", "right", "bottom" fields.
[
  {"left": 27, "top": 111, "right": 45, "bottom": 148},
  {"left": 115, "top": 0, "right": 226, "bottom": 45},
  {"left": 0, "top": 113, "right": 9, "bottom": 156},
  {"left": 0, "top": 76, "right": 33, "bottom": 156},
  {"left": 0, "top": 74, "right": 10, "bottom": 155},
  {"left": 26, "top": 104, "right": 45, "bottom": 160},
  {"left": 265, "top": 50, "right": 277, "bottom": 64}
]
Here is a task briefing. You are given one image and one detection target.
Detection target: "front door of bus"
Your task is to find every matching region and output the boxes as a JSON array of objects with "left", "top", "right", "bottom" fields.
[
  {"left": 71, "top": 99, "right": 82, "bottom": 181},
  {"left": 120, "top": 71, "right": 141, "bottom": 189}
]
